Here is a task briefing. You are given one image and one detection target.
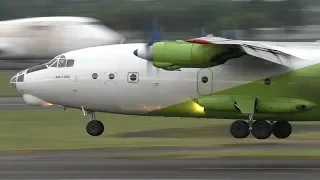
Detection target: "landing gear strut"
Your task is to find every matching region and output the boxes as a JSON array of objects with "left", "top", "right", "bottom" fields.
[{"left": 85, "top": 110, "right": 104, "bottom": 136}]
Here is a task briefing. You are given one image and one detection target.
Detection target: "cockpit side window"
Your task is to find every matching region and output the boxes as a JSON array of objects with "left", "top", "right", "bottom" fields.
[
  {"left": 50, "top": 60, "right": 58, "bottom": 67},
  {"left": 46, "top": 58, "right": 57, "bottom": 66},
  {"left": 66, "top": 59, "right": 74, "bottom": 67},
  {"left": 58, "top": 59, "right": 67, "bottom": 68}
]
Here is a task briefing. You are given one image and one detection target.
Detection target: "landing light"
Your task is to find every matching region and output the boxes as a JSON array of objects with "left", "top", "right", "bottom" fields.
[{"left": 193, "top": 102, "right": 204, "bottom": 113}]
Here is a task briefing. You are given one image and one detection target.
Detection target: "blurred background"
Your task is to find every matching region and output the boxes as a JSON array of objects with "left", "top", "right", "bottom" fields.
[
  {"left": 2, "top": 2, "right": 320, "bottom": 178},
  {"left": 0, "top": 0, "right": 319, "bottom": 70},
  {"left": 0, "top": 0, "right": 320, "bottom": 69}
]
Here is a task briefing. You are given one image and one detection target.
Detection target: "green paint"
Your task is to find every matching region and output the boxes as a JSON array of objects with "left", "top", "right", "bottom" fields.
[
  {"left": 152, "top": 41, "right": 241, "bottom": 70},
  {"left": 149, "top": 63, "right": 320, "bottom": 121},
  {"left": 234, "top": 96, "right": 256, "bottom": 114}
]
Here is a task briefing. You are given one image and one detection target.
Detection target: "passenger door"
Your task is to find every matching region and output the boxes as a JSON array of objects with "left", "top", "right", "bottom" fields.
[{"left": 197, "top": 68, "right": 213, "bottom": 96}]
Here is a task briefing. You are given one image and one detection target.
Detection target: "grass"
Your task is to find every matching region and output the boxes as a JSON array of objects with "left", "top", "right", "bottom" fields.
[
  {"left": 1, "top": 108, "right": 320, "bottom": 159},
  {"left": 0, "top": 73, "right": 20, "bottom": 97},
  {"left": 0, "top": 108, "right": 235, "bottom": 151}
]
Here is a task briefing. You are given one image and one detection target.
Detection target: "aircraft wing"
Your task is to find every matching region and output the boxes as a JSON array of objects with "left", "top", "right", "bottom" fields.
[{"left": 186, "top": 36, "right": 311, "bottom": 68}]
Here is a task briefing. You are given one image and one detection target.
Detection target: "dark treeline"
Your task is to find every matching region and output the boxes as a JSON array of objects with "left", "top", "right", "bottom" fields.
[{"left": 0, "top": 0, "right": 315, "bottom": 32}]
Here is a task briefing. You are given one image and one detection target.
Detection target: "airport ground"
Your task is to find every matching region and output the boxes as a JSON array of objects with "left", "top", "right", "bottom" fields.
[{"left": 2, "top": 71, "right": 320, "bottom": 179}]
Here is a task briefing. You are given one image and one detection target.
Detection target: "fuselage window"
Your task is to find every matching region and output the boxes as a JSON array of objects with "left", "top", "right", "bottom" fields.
[
  {"left": 66, "top": 59, "right": 74, "bottom": 67},
  {"left": 127, "top": 72, "right": 139, "bottom": 83},
  {"left": 109, "top": 73, "right": 115, "bottom": 80},
  {"left": 201, "top": 76, "right": 208, "bottom": 83},
  {"left": 58, "top": 59, "right": 67, "bottom": 68}
]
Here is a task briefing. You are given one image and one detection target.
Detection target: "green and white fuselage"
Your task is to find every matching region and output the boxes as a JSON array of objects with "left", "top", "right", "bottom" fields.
[{"left": 9, "top": 39, "right": 320, "bottom": 139}]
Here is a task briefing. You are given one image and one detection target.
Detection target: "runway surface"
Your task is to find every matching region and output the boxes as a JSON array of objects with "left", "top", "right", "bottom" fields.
[
  {"left": 0, "top": 150, "right": 319, "bottom": 179},
  {"left": 0, "top": 97, "right": 56, "bottom": 110}
]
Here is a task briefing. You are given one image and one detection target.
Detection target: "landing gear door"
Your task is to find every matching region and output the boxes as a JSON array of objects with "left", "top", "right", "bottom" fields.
[{"left": 197, "top": 68, "right": 213, "bottom": 96}]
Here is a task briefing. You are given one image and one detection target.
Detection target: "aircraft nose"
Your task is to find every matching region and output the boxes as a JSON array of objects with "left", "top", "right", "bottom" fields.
[{"left": 10, "top": 70, "right": 27, "bottom": 92}]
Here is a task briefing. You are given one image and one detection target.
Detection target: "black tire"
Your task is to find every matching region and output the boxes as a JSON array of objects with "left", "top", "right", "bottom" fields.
[
  {"left": 86, "top": 120, "right": 104, "bottom": 136},
  {"left": 272, "top": 121, "right": 292, "bottom": 139},
  {"left": 230, "top": 120, "right": 250, "bottom": 139},
  {"left": 252, "top": 120, "right": 272, "bottom": 139}
]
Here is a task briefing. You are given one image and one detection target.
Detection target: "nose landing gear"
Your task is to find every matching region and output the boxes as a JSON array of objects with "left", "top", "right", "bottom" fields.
[{"left": 83, "top": 109, "right": 104, "bottom": 136}]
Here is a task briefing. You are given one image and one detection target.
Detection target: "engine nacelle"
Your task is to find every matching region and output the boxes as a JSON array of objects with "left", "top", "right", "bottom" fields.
[
  {"left": 134, "top": 41, "right": 245, "bottom": 71},
  {"left": 22, "top": 94, "right": 52, "bottom": 107}
]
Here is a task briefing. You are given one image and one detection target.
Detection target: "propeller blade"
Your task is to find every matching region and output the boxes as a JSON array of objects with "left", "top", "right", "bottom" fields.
[
  {"left": 198, "top": 21, "right": 205, "bottom": 37},
  {"left": 145, "top": 18, "right": 161, "bottom": 75},
  {"left": 147, "top": 18, "right": 161, "bottom": 47}
]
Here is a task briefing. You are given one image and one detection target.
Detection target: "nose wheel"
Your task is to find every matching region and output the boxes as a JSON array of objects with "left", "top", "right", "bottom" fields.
[
  {"left": 86, "top": 120, "right": 104, "bottom": 136},
  {"left": 84, "top": 110, "right": 104, "bottom": 136}
]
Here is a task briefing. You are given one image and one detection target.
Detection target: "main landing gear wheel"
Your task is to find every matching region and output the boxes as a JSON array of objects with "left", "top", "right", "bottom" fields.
[
  {"left": 230, "top": 120, "right": 250, "bottom": 138},
  {"left": 86, "top": 120, "right": 104, "bottom": 136},
  {"left": 251, "top": 120, "right": 272, "bottom": 139},
  {"left": 272, "top": 121, "right": 292, "bottom": 139}
]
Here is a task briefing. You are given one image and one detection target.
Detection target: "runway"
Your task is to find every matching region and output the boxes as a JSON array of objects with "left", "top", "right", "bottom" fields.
[
  {"left": 0, "top": 97, "right": 55, "bottom": 110},
  {"left": 0, "top": 150, "right": 319, "bottom": 179}
]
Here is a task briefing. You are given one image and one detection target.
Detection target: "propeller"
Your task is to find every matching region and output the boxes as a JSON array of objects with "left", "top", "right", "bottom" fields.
[
  {"left": 197, "top": 21, "right": 206, "bottom": 37},
  {"left": 147, "top": 19, "right": 161, "bottom": 74},
  {"left": 133, "top": 18, "right": 161, "bottom": 75}
]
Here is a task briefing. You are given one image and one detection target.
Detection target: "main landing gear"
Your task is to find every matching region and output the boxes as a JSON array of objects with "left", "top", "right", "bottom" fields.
[
  {"left": 85, "top": 111, "right": 104, "bottom": 136},
  {"left": 230, "top": 116, "right": 292, "bottom": 139}
]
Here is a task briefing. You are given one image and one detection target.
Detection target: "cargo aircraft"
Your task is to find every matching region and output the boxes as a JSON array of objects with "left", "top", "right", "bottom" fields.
[
  {"left": 9, "top": 32, "right": 320, "bottom": 140},
  {"left": 0, "top": 16, "right": 124, "bottom": 60}
]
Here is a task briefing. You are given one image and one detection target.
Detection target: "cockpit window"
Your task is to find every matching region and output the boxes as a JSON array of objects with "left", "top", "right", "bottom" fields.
[
  {"left": 58, "top": 59, "right": 67, "bottom": 68},
  {"left": 66, "top": 59, "right": 74, "bottom": 67},
  {"left": 26, "top": 64, "right": 48, "bottom": 74},
  {"left": 17, "top": 74, "right": 24, "bottom": 82},
  {"left": 10, "top": 75, "right": 16, "bottom": 83},
  {"left": 51, "top": 61, "right": 58, "bottom": 67},
  {"left": 46, "top": 58, "right": 57, "bottom": 66}
]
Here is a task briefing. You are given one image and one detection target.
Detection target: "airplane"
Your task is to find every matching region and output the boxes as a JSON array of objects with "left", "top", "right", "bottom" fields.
[
  {"left": 0, "top": 16, "right": 125, "bottom": 60},
  {"left": 9, "top": 28, "right": 320, "bottom": 140}
]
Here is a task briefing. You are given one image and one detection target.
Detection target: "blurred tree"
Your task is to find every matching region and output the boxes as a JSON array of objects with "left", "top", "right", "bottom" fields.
[{"left": 0, "top": 0, "right": 309, "bottom": 34}]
